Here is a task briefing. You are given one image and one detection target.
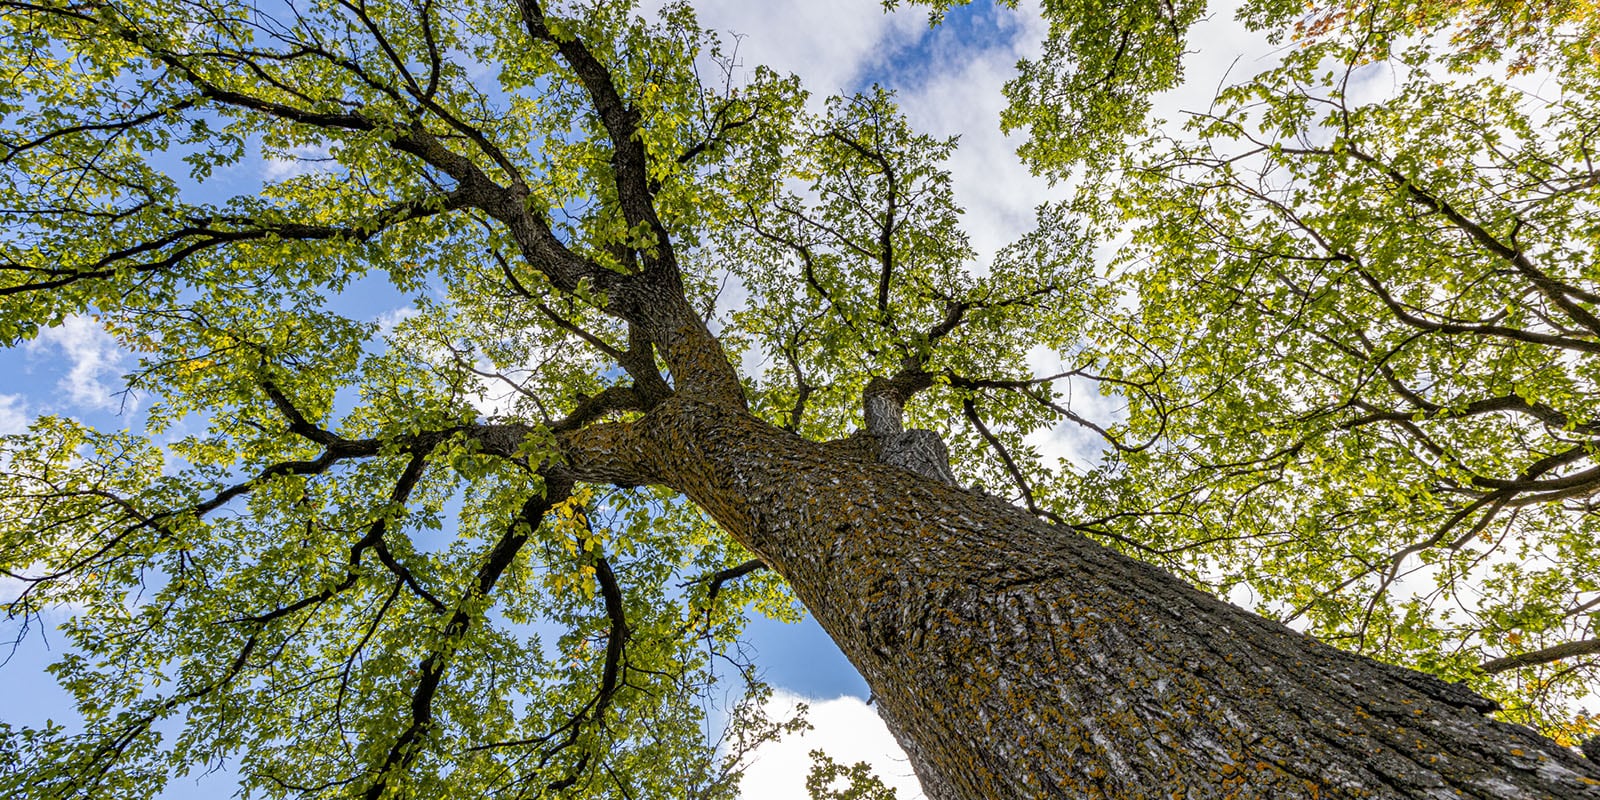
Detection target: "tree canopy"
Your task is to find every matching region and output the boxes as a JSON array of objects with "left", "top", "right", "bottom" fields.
[
  {"left": 1, "top": 0, "right": 1598, "bottom": 797},
  {"left": 1019, "top": 0, "right": 1600, "bottom": 743}
]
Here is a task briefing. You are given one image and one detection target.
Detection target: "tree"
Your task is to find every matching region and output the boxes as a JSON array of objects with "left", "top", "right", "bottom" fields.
[
  {"left": 0, "top": 1, "right": 1597, "bottom": 799},
  {"left": 988, "top": 0, "right": 1600, "bottom": 744}
]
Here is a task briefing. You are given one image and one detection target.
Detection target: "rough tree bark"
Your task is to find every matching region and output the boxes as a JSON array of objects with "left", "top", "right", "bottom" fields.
[
  {"left": 28, "top": 3, "right": 1595, "bottom": 795},
  {"left": 494, "top": 14, "right": 1600, "bottom": 784},
  {"left": 552, "top": 396, "right": 1600, "bottom": 800}
]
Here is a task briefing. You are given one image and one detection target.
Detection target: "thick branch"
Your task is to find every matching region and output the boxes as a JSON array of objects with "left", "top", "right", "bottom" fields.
[
  {"left": 362, "top": 473, "right": 575, "bottom": 799},
  {"left": 512, "top": 0, "right": 669, "bottom": 277},
  {"left": 699, "top": 558, "right": 769, "bottom": 608},
  {"left": 1350, "top": 264, "right": 1600, "bottom": 353},
  {"left": 243, "top": 449, "right": 444, "bottom": 623},
  {"left": 2, "top": 194, "right": 467, "bottom": 298},
  {"left": 510, "top": 0, "right": 743, "bottom": 406},
  {"left": 1344, "top": 144, "right": 1600, "bottom": 338},
  {"left": 88, "top": 10, "right": 616, "bottom": 308},
  {"left": 862, "top": 371, "right": 936, "bottom": 438},
  {"left": 549, "top": 386, "right": 646, "bottom": 433},
  {"left": 1482, "top": 638, "right": 1600, "bottom": 674}
]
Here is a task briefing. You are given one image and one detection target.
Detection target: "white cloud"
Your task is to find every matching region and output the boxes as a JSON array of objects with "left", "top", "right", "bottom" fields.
[
  {"left": 683, "top": 0, "right": 928, "bottom": 101},
  {"left": 1143, "top": 2, "right": 1279, "bottom": 128},
  {"left": 0, "top": 393, "right": 27, "bottom": 435},
  {"left": 676, "top": 0, "right": 1051, "bottom": 270},
  {"left": 895, "top": 3, "right": 1051, "bottom": 267},
  {"left": 0, "top": 571, "right": 88, "bottom": 621},
  {"left": 739, "top": 690, "right": 924, "bottom": 800},
  {"left": 375, "top": 306, "right": 421, "bottom": 338},
  {"left": 1018, "top": 345, "right": 1125, "bottom": 472},
  {"left": 26, "top": 315, "right": 128, "bottom": 413},
  {"left": 261, "top": 142, "right": 335, "bottom": 180}
]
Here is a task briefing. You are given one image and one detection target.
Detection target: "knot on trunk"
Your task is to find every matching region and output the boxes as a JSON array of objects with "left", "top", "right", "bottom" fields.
[
  {"left": 881, "top": 428, "right": 958, "bottom": 485},
  {"left": 864, "top": 373, "right": 956, "bottom": 485}
]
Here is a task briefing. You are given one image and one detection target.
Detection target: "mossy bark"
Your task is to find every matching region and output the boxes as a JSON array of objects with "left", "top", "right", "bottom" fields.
[{"left": 565, "top": 397, "right": 1600, "bottom": 799}]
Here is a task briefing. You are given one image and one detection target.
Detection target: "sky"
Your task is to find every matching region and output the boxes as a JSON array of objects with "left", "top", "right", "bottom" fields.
[{"left": 0, "top": 1, "right": 1284, "bottom": 798}]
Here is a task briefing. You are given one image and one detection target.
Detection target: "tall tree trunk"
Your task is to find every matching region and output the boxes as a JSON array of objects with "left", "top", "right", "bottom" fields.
[{"left": 573, "top": 398, "right": 1600, "bottom": 799}]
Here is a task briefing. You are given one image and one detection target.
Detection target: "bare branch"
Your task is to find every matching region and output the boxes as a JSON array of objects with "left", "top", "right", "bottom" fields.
[{"left": 1482, "top": 638, "right": 1600, "bottom": 674}]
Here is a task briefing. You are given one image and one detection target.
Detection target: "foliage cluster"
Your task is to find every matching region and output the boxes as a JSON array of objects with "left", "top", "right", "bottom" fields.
[{"left": 0, "top": 0, "right": 1597, "bottom": 797}]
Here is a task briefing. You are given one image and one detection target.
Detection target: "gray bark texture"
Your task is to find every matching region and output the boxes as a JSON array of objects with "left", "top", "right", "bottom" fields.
[{"left": 572, "top": 397, "right": 1600, "bottom": 800}]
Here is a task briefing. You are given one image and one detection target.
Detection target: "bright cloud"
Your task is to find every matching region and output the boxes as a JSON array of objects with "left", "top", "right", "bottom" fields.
[
  {"left": 26, "top": 315, "right": 128, "bottom": 413},
  {"left": 685, "top": 0, "right": 928, "bottom": 100},
  {"left": 261, "top": 142, "right": 335, "bottom": 180},
  {"left": 683, "top": 0, "right": 1052, "bottom": 269},
  {"left": 895, "top": 4, "right": 1051, "bottom": 267},
  {"left": 0, "top": 393, "right": 26, "bottom": 435},
  {"left": 375, "top": 306, "right": 422, "bottom": 338},
  {"left": 739, "top": 690, "right": 924, "bottom": 800}
]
